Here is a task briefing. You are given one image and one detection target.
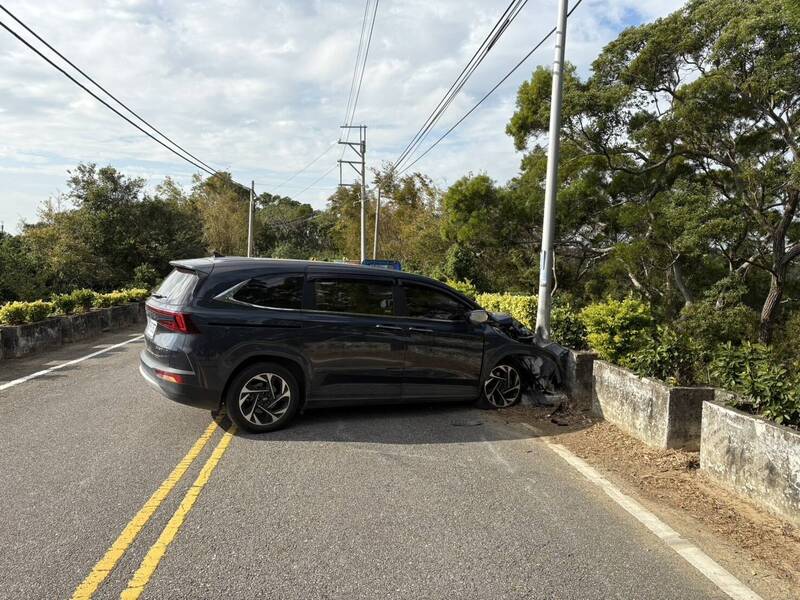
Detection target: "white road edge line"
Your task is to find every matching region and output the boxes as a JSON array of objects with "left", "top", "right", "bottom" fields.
[
  {"left": 520, "top": 422, "right": 763, "bottom": 600},
  {"left": 0, "top": 335, "right": 144, "bottom": 392}
]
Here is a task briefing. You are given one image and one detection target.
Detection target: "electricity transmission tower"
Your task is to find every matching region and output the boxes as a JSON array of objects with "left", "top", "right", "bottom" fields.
[{"left": 338, "top": 125, "right": 367, "bottom": 262}]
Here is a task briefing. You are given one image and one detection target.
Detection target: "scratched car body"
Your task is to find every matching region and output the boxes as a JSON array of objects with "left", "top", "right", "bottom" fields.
[{"left": 139, "top": 257, "right": 562, "bottom": 433}]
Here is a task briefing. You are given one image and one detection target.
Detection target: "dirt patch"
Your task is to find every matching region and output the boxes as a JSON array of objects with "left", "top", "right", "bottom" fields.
[{"left": 500, "top": 405, "right": 800, "bottom": 598}]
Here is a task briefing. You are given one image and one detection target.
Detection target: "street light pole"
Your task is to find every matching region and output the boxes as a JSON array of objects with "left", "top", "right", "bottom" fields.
[
  {"left": 373, "top": 186, "right": 381, "bottom": 260},
  {"left": 359, "top": 125, "right": 367, "bottom": 263},
  {"left": 534, "top": 0, "right": 569, "bottom": 340},
  {"left": 247, "top": 180, "right": 255, "bottom": 257}
]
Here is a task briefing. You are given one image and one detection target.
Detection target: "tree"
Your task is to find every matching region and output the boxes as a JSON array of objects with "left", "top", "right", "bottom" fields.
[
  {"left": 254, "top": 192, "right": 334, "bottom": 259},
  {"left": 191, "top": 172, "right": 249, "bottom": 256},
  {"left": 19, "top": 164, "right": 206, "bottom": 292},
  {"left": 507, "top": 0, "right": 800, "bottom": 341}
]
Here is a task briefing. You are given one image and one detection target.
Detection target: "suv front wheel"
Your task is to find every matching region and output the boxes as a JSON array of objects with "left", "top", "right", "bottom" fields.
[
  {"left": 476, "top": 362, "right": 523, "bottom": 409},
  {"left": 226, "top": 362, "right": 301, "bottom": 433}
]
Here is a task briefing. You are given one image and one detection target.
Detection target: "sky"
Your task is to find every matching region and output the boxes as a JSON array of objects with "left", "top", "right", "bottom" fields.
[{"left": 0, "top": 0, "right": 686, "bottom": 233}]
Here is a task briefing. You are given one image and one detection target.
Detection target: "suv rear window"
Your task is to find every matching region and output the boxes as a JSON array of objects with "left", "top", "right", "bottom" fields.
[
  {"left": 313, "top": 278, "right": 394, "bottom": 316},
  {"left": 233, "top": 275, "right": 304, "bottom": 309},
  {"left": 153, "top": 269, "right": 198, "bottom": 305}
]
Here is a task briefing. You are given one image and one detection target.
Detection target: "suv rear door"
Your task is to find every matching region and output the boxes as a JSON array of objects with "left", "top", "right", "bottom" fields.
[
  {"left": 397, "top": 281, "right": 484, "bottom": 400},
  {"left": 302, "top": 270, "right": 405, "bottom": 403}
]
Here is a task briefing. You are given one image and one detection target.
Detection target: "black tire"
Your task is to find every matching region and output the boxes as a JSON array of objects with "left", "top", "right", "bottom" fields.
[
  {"left": 475, "top": 361, "right": 523, "bottom": 410},
  {"left": 225, "top": 362, "right": 301, "bottom": 433}
]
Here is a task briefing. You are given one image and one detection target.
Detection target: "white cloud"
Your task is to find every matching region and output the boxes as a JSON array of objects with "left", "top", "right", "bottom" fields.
[{"left": 0, "top": 0, "right": 686, "bottom": 231}]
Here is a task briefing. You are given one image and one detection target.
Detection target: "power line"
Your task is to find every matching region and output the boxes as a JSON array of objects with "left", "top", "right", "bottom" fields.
[
  {"left": 346, "top": 0, "right": 380, "bottom": 128},
  {"left": 342, "top": 0, "right": 373, "bottom": 132},
  {"left": 0, "top": 18, "right": 218, "bottom": 176},
  {"left": 0, "top": 4, "right": 219, "bottom": 175},
  {"left": 398, "top": 0, "right": 584, "bottom": 175},
  {"left": 295, "top": 163, "right": 339, "bottom": 197},
  {"left": 255, "top": 141, "right": 338, "bottom": 192},
  {"left": 393, "top": 0, "right": 528, "bottom": 172}
]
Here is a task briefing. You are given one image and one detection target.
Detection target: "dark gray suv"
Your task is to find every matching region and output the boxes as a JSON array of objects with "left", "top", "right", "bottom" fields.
[{"left": 139, "top": 257, "right": 561, "bottom": 433}]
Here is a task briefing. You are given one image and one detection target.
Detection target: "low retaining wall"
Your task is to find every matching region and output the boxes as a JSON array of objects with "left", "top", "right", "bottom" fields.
[
  {"left": 0, "top": 301, "right": 145, "bottom": 360},
  {"left": 0, "top": 319, "right": 63, "bottom": 359},
  {"left": 563, "top": 349, "right": 596, "bottom": 409},
  {"left": 700, "top": 399, "right": 800, "bottom": 526},
  {"left": 592, "top": 360, "right": 713, "bottom": 450},
  {"left": 100, "top": 303, "right": 141, "bottom": 331},
  {"left": 61, "top": 311, "right": 104, "bottom": 343}
]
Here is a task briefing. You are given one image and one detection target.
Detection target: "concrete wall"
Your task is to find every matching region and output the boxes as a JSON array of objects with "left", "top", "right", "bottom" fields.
[
  {"left": 564, "top": 349, "right": 596, "bottom": 409},
  {"left": 701, "top": 399, "right": 800, "bottom": 527},
  {"left": 592, "top": 360, "right": 713, "bottom": 450},
  {"left": 0, "top": 301, "right": 145, "bottom": 361},
  {"left": 61, "top": 311, "right": 104, "bottom": 343},
  {"left": 0, "top": 319, "right": 63, "bottom": 358}
]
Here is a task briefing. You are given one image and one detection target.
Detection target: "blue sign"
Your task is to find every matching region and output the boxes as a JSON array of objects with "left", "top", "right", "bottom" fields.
[{"left": 362, "top": 259, "right": 402, "bottom": 271}]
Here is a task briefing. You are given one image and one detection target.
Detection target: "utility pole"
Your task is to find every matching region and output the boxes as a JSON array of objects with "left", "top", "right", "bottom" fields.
[
  {"left": 338, "top": 125, "right": 367, "bottom": 263},
  {"left": 247, "top": 180, "right": 255, "bottom": 257},
  {"left": 373, "top": 187, "right": 381, "bottom": 260},
  {"left": 534, "top": 0, "right": 568, "bottom": 340}
]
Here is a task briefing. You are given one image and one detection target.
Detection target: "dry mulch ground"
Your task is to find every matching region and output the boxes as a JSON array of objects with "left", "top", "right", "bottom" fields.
[{"left": 499, "top": 404, "right": 800, "bottom": 599}]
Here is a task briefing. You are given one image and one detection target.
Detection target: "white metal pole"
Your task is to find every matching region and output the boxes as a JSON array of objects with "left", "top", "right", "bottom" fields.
[
  {"left": 360, "top": 126, "right": 367, "bottom": 263},
  {"left": 247, "top": 180, "right": 254, "bottom": 257},
  {"left": 373, "top": 186, "right": 381, "bottom": 260},
  {"left": 534, "top": 0, "right": 568, "bottom": 340}
]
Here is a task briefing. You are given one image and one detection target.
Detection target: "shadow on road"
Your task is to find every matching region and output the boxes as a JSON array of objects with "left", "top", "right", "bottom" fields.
[{"left": 230, "top": 402, "right": 554, "bottom": 445}]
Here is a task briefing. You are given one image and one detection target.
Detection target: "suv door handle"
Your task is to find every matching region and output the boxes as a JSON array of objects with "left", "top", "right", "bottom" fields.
[
  {"left": 375, "top": 324, "right": 403, "bottom": 331},
  {"left": 408, "top": 326, "right": 434, "bottom": 333}
]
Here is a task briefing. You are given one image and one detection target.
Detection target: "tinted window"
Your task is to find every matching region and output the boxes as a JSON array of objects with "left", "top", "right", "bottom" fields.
[
  {"left": 233, "top": 275, "right": 304, "bottom": 309},
  {"left": 404, "top": 284, "right": 468, "bottom": 321},
  {"left": 314, "top": 278, "right": 394, "bottom": 316},
  {"left": 153, "top": 269, "right": 198, "bottom": 306}
]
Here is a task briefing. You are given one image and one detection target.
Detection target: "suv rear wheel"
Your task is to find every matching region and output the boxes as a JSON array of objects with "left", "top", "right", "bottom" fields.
[
  {"left": 226, "top": 362, "right": 301, "bottom": 433},
  {"left": 476, "top": 362, "right": 523, "bottom": 409}
]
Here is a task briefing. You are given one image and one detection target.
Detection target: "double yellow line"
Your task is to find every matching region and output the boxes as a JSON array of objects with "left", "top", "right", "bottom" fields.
[{"left": 72, "top": 419, "right": 237, "bottom": 600}]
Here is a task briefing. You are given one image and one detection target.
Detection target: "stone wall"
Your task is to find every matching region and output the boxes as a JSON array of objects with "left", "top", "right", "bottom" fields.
[
  {"left": 700, "top": 399, "right": 800, "bottom": 527},
  {"left": 0, "top": 302, "right": 145, "bottom": 360},
  {"left": 592, "top": 360, "right": 713, "bottom": 450}
]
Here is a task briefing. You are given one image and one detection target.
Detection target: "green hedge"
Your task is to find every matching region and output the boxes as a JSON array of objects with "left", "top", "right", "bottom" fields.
[
  {"left": 476, "top": 292, "right": 538, "bottom": 329},
  {"left": 474, "top": 292, "right": 588, "bottom": 349},
  {"left": 0, "top": 287, "right": 149, "bottom": 325}
]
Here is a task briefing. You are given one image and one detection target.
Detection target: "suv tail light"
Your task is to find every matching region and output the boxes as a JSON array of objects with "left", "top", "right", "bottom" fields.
[{"left": 146, "top": 305, "right": 199, "bottom": 334}]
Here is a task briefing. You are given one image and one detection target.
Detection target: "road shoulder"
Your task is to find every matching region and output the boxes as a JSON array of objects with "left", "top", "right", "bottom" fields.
[{"left": 494, "top": 406, "right": 800, "bottom": 600}]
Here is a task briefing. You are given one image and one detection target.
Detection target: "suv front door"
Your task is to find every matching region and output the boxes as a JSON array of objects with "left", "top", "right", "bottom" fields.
[
  {"left": 302, "top": 272, "right": 405, "bottom": 403},
  {"left": 398, "top": 282, "right": 484, "bottom": 400}
]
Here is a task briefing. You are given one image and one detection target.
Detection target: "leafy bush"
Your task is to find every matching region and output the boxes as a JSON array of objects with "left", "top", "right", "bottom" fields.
[
  {"left": 0, "top": 300, "right": 54, "bottom": 324},
  {"left": 52, "top": 293, "right": 77, "bottom": 316},
  {"left": 774, "top": 309, "right": 800, "bottom": 364},
  {"left": 0, "top": 301, "right": 31, "bottom": 325},
  {"left": 122, "top": 288, "right": 150, "bottom": 302},
  {"left": 580, "top": 298, "right": 654, "bottom": 368},
  {"left": 476, "top": 293, "right": 538, "bottom": 329},
  {"left": 445, "top": 279, "right": 478, "bottom": 300},
  {"left": 710, "top": 342, "right": 800, "bottom": 427},
  {"left": 92, "top": 291, "right": 129, "bottom": 309},
  {"left": 676, "top": 299, "right": 759, "bottom": 357},
  {"left": 551, "top": 300, "right": 588, "bottom": 350},
  {"left": 26, "top": 300, "right": 54, "bottom": 323},
  {"left": 629, "top": 326, "right": 698, "bottom": 386},
  {"left": 70, "top": 289, "right": 97, "bottom": 313},
  {"left": 131, "top": 264, "right": 160, "bottom": 289}
]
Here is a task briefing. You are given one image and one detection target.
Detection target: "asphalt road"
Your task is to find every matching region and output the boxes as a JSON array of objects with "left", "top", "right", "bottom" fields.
[{"left": 0, "top": 328, "right": 734, "bottom": 599}]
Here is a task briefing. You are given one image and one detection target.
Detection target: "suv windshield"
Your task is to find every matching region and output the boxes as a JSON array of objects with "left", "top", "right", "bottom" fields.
[{"left": 153, "top": 268, "right": 198, "bottom": 305}]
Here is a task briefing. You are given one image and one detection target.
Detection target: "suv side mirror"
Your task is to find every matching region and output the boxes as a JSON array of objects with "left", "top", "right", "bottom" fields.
[{"left": 468, "top": 309, "right": 489, "bottom": 326}]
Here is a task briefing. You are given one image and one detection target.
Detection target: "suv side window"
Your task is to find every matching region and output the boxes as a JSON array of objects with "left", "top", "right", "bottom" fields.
[
  {"left": 404, "top": 283, "right": 468, "bottom": 321},
  {"left": 313, "top": 278, "right": 394, "bottom": 316},
  {"left": 233, "top": 274, "right": 304, "bottom": 309}
]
